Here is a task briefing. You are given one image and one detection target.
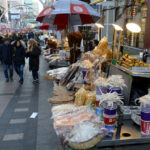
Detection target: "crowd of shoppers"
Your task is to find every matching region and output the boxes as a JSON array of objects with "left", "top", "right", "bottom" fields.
[{"left": 0, "top": 33, "right": 41, "bottom": 84}]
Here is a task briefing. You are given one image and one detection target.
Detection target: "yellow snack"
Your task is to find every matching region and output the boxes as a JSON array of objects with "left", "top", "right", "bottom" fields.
[
  {"left": 75, "top": 88, "right": 87, "bottom": 106},
  {"left": 85, "top": 92, "right": 96, "bottom": 105}
]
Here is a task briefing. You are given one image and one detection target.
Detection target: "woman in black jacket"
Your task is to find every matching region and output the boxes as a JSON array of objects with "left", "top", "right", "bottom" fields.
[
  {"left": 13, "top": 40, "right": 26, "bottom": 84},
  {"left": 26, "top": 39, "right": 41, "bottom": 83}
]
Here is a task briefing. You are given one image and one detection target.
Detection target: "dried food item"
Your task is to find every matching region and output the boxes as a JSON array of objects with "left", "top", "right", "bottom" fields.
[
  {"left": 75, "top": 88, "right": 87, "bottom": 106},
  {"left": 54, "top": 112, "right": 94, "bottom": 130},
  {"left": 80, "top": 60, "right": 93, "bottom": 68},
  {"left": 106, "top": 75, "right": 126, "bottom": 88},
  {"left": 66, "top": 122, "right": 103, "bottom": 143},
  {"left": 85, "top": 92, "right": 96, "bottom": 105},
  {"left": 99, "top": 92, "right": 123, "bottom": 106},
  {"left": 93, "top": 37, "right": 116, "bottom": 60},
  {"left": 117, "top": 54, "right": 150, "bottom": 69},
  {"left": 44, "top": 74, "right": 51, "bottom": 80},
  {"left": 53, "top": 86, "right": 74, "bottom": 96},
  {"left": 48, "top": 95, "right": 74, "bottom": 104},
  {"left": 94, "top": 77, "right": 107, "bottom": 87}
]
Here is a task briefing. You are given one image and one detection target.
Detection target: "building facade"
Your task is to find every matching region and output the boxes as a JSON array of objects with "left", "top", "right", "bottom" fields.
[{"left": 0, "top": 0, "right": 8, "bottom": 23}]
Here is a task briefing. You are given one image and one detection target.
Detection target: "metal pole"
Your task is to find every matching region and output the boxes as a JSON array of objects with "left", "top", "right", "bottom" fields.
[
  {"left": 112, "top": 29, "right": 117, "bottom": 59},
  {"left": 117, "top": 31, "right": 122, "bottom": 60}
]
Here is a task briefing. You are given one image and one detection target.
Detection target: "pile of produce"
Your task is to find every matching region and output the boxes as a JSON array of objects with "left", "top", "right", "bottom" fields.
[
  {"left": 67, "top": 31, "right": 83, "bottom": 47},
  {"left": 93, "top": 37, "right": 117, "bottom": 60},
  {"left": 75, "top": 88, "right": 96, "bottom": 106},
  {"left": 48, "top": 40, "right": 57, "bottom": 49},
  {"left": 118, "top": 54, "right": 149, "bottom": 70}
]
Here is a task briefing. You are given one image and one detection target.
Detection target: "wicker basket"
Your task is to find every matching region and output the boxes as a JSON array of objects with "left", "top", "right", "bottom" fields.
[{"left": 68, "top": 133, "right": 103, "bottom": 150}]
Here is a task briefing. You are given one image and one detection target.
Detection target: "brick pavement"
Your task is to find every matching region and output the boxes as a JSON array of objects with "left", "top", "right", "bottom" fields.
[{"left": 0, "top": 57, "right": 62, "bottom": 150}]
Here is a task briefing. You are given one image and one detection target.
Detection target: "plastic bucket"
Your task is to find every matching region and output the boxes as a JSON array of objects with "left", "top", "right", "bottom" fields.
[{"left": 104, "top": 114, "right": 116, "bottom": 126}]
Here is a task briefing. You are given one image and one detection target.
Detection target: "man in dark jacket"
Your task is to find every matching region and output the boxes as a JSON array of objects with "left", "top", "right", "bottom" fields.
[{"left": 0, "top": 38, "right": 13, "bottom": 82}]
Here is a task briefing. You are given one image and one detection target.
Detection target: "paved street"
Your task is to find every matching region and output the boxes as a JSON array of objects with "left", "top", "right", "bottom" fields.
[{"left": 0, "top": 57, "right": 62, "bottom": 150}]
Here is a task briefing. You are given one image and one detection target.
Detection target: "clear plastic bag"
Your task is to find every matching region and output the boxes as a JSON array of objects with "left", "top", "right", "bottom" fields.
[
  {"left": 75, "top": 88, "right": 87, "bottom": 106},
  {"left": 65, "top": 122, "right": 104, "bottom": 143}
]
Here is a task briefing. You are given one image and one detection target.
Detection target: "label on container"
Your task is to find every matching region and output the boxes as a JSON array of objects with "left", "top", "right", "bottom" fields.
[
  {"left": 104, "top": 116, "right": 116, "bottom": 126},
  {"left": 96, "top": 107, "right": 104, "bottom": 115},
  {"left": 141, "top": 120, "right": 150, "bottom": 135}
]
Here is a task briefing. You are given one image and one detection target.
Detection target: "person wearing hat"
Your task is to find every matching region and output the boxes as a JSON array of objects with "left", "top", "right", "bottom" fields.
[{"left": 0, "top": 38, "right": 14, "bottom": 82}]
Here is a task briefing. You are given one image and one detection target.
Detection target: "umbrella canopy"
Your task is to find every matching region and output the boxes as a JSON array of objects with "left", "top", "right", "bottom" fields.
[
  {"left": 36, "top": 23, "right": 66, "bottom": 30},
  {"left": 36, "top": 0, "right": 100, "bottom": 26}
]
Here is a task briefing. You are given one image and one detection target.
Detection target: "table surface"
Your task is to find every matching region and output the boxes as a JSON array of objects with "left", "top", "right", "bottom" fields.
[
  {"left": 97, "top": 119, "right": 150, "bottom": 148},
  {"left": 113, "top": 64, "right": 150, "bottom": 78}
]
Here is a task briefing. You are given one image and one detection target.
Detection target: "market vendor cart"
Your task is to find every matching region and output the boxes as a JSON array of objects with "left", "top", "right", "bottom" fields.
[
  {"left": 107, "top": 64, "right": 150, "bottom": 105},
  {"left": 97, "top": 118, "right": 150, "bottom": 150}
]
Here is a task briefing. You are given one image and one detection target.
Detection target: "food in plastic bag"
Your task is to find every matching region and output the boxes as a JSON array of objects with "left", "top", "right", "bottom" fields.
[
  {"left": 94, "top": 77, "right": 107, "bottom": 87},
  {"left": 85, "top": 68, "right": 97, "bottom": 85},
  {"left": 51, "top": 104, "right": 88, "bottom": 119},
  {"left": 54, "top": 111, "right": 95, "bottom": 133},
  {"left": 80, "top": 60, "right": 93, "bottom": 68},
  {"left": 75, "top": 88, "right": 87, "bottom": 106},
  {"left": 53, "top": 86, "right": 74, "bottom": 96},
  {"left": 66, "top": 122, "right": 103, "bottom": 143},
  {"left": 85, "top": 91, "right": 96, "bottom": 105},
  {"left": 106, "top": 75, "right": 126, "bottom": 88},
  {"left": 48, "top": 95, "right": 74, "bottom": 104}
]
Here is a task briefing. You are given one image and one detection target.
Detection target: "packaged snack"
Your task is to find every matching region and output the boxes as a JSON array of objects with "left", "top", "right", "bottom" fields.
[
  {"left": 85, "top": 91, "right": 96, "bottom": 105},
  {"left": 75, "top": 88, "right": 87, "bottom": 106}
]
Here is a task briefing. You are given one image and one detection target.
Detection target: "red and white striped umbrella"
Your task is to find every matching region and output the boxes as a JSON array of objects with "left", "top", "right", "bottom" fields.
[
  {"left": 36, "top": 0, "right": 100, "bottom": 27},
  {"left": 36, "top": 23, "right": 66, "bottom": 30}
]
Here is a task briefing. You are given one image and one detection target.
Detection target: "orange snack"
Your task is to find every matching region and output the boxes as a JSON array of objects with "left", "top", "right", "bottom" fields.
[{"left": 54, "top": 112, "right": 94, "bottom": 129}]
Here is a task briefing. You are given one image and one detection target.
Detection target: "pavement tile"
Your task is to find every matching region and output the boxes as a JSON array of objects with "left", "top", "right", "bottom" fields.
[
  {"left": 0, "top": 141, "right": 23, "bottom": 150},
  {"left": 36, "top": 144, "right": 58, "bottom": 150},
  {"left": 3, "top": 133, "right": 24, "bottom": 141},
  {"left": 10, "top": 118, "right": 27, "bottom": 124},
  {"left": 17, "top": 100, "right": 31, "bottom": 104},
  {"left": 14, "top": 108, "right": 29, "bottom": 112}
]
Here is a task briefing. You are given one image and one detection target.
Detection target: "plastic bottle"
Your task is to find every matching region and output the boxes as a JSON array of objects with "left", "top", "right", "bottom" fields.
[{"left": 141, "top": 104, "right": 150, "bottom": 136}]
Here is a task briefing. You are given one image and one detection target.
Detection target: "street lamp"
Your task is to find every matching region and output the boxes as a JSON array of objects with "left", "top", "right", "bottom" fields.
[
  {"left": 126, "top": 12, "right": 141, "bottom": 33},
  {"left": 112, "top": 14, "right": 125, "bottom": 31},
  {"left": 112, "top": 14, "right": 125, "bottom": 59},
  {"left": 95, "top": 15, "right": 105, "bottom": 41}
]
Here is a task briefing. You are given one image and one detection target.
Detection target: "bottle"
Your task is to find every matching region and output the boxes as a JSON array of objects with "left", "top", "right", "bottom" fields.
[
  {"left": 143, "top": 49, "right": 148, "bottom": 63},
  {"left": 141, "top": 103, "right": 150, "bottom": 136}
]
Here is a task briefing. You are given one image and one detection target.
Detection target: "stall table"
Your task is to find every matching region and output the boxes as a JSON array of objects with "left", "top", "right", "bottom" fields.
[
  {"left": 97, "top": 118, "right": 150, "bottom": 150},
  {"left": 107, "top": 64, "right": 150, "bottom": 105}
]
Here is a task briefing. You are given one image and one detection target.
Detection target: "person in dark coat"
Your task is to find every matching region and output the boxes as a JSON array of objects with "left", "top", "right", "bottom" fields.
[
  {"left": 0, "top": 38, "right": 13, "bottom": 82},
  {"left": 13, "top": 40, "right": 26, "bottom": 84},
  {"left": 26, "top": 39, "right": 41, "bottom": 83},
  {"left": 0, "top": 36, "right": 3, "bottom": 63},
  {"left": 0, "top": 36, "right": 3, "bottom": 45}
]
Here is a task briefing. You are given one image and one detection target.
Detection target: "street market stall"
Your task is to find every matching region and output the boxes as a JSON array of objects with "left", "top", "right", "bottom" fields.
[{"left": 44, "top": 36, "right": 150, "bottom": 149}]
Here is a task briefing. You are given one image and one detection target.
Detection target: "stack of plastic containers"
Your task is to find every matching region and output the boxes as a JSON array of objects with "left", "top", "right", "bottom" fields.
[{"left": 103, "top": 102, "right": 117, "bottom": 131}]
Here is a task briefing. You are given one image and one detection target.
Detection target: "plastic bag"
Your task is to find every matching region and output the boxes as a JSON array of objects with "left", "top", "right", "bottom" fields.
[
  {"left": 75, "top": 88, "right": 87, "bottom": 106},
  {"left": 85, "top": 91, "right": 96, "bottom": 105},
  {"left": 65, "top": 122, "right": 104, "bottom": 143},
  {"left": 54, "top": 107, "right": 95, "bottom": 136}
]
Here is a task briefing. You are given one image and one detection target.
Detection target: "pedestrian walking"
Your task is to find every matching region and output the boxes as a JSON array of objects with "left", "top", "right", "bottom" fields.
[
  {"left": 0, "top": 38, "right": 13, "bottom": 82},
  {"left": 13, "top": 39, "right": 26, "bottom": 84},
  {"left": 26, "top": 39, "right": 41, "bottom": 83}
]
